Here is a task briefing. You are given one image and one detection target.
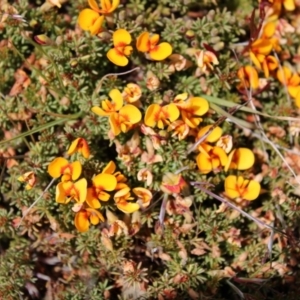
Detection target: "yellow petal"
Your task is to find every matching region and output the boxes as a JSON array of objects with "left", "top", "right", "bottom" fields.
[
  {"left": 56, "top": 182, "right": 67, "bottom": 204},
  {"left": 109, "top": 113, "right": 121, "bottom": 136},
  {"left": 116, "top": 201, "right": 140, "bottom": 213},
  {"left": 91, "top": 106, "right": 111, "bottom": 116},
  {"left": 86, "top": 187, "right": 101, "bottom": 209},
  {"left": 70, "top": 161, "right": 82, "bottom": 181},
  {"left": 196, "top": 152, "right": 212, "bottom": 174},
  {"left": 136, "top": 32, "right": 150, "bottom": 52},
  {"left": 102, "top": 161, "right": 116, "bottom": 174},
  {"left": 234, "top": 148, "right": 255, "bottom": 170},
  {"left": 88, "top": 0, "right": 100, "bottom": 11},
  {"left": 93, "top": 173, "right": 117, "bottom": 191},
  {"left": 277, "top": 66, "right": 291, "bottom": 85},
  {"left": 144, "top": 104, "right": 160, "bottom": 127},
  {"left": 89, "top": 15, "right": 105, "bottom": 35},
  {"left": 100, "top": 0, "right": 120, "bottom": 13},
  {"left": 114, "top": 187, "right": 131, "bottom": 199},
  {"left": 86, "top": 208, "right": 105, "bottom": 223},
  {"left": 119, "top": 104, "right": 142, "bottom": 124},
  {"left": 249, "top": 51, "right": 262, "bottom": 69},
  {"left": 75, "top": 211, "right": 90, "bottom": 232},
  {"left": 283, "top": 0, "right": 295, "bottom": 11},
  {"left": 164, "top": 103, "right": 180, "bottom": 122},
  {"left": 74, "top": 178, "right": 87, "bottom": 203},
  {"left": 189, "top": 97, "right": 209, "bottom": 116},
  {"left": 243, "top": 180, "right": 261, "bottom": 201},
  {"left": 245, "top": 65, "right": 259, "bottom": 90},
  {"left": 149, "top": 42, "right": 173, "bottom": 61},
  {"left": 251, "top": 39, "right": 273, "bottom": 55},
  {"left": 109, "top": 0, "right": 120, "bottom": 12},
  {"left": 197, "top": 125, "right": 222, "bottom": 143},
  {"left": 113, "top": 28, "right": 131, "bottom": 46},
  {"left": 48, "top": 157, "right": 68, "bottom": 178},
  {"left": 149, "top": 34, "right": 160, "bottom": 46},
  {"left": 107, "top": 48, "right": 129, "bottom": 66},
  {"left": 224, "top": 175, "right": 240, "bottom": 199},
  {"left": 67, "top": 138, "right": 80, "bottom": 156},
  {"left": 109, "top": 89, "right": 123, "bottom": 111},
  {"left": 78, "top": 9, "right": 104, "bottom": 35},
  {"left": 212, "top": 147, "right": 228, "bottom": 166}
]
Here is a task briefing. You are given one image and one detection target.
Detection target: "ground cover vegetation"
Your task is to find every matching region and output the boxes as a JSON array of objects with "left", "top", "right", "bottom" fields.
[{"left": 1, "top": 0, "right": 300, "bottom": 299}]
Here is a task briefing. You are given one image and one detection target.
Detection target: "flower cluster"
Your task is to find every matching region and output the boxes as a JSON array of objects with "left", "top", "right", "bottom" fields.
[
  {"left": 78, "top": 0, "right": 172, "bottom": 66},
  {"left": 92, "top": 86, "right": 261, "bottom": 202},
  {"left": 238, "top": 0, "right": 300, "bottom": 108},
  {"left": 46, "top": 138, "right": 152, "bottom": 232}
]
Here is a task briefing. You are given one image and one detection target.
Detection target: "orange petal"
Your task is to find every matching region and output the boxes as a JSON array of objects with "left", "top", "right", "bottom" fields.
[
  {"left": 149, "top": 42, "right": 173, "bottom": 61},
  {"left": 88, "top": 0, "right": 100, "bottom": 11},
  {"left": 136, "top": 32, "right": 150, "bottom": 52},
  {"left": 75, "top": 211, "right": 90, "bottom": 232},
  {"left": 196, "top": 153, "right": 212, "bottom": 174},
  {"left": 86, "top": 187, "right": 101, "bottom": 209},
  {"left": 109, "top": 113, "right": 121, "bottom": 136}
]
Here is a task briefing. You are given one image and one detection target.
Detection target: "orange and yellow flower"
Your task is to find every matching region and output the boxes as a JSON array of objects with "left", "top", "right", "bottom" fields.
[
  {"left": 132, "top": 187, "right": 152, "bottom": 208},
  {"left": 92, "top": 88, "right": 124, "bottom": 116},
  {"left": 237, "top": 65, "right": 259, "bottom": 90},
  {"left": 75, "top": 207, "right": 105, "bottom": 232},
  {"left": 87, "top": 0, "right": 120, "bottom": 14},
  {"left": 48, "top": 157, "right": 82, "bottom": 182},
  {"left": 224, "top": 175, "right": 261, "bottom": 201},
  {"left": 86, "top": 173, "right": 117, "bottom": 208},
  {"left": 18, "top": 171, "right": 36, "bottom": 190},
  {"left": 107, "top": 29, "right": 133, "bottom": 66},
  {"left": 225, "top": 148, "right": 255, "bottom": 171},
  {"left": 277, "top": 66, "right": 300, "bottom": 98},
  {"left": 136, "top": 32, "right": 172, "bottom": 61},
  {"left": 102, "top": 160, "right": 128, "bottom": 190},
  {"left": 78, "top": 9, "right": 104, "bottom": 35},
  {"left": 114, "top": 187, "right": 140, "bottom": 213},
  {"left": 122, "top": 83, "right": 142, "bottom": 103},
  {"left": 109, "top": 104, "right": 142, "bottom": 136},
  {"left": 196, "top": 125, "right": 223, "bottom": 154},
  {"left": 250, "top": 38, "right": 273, "bottom": 70},
  {"left": 67, "top": 138, "right": 90, "bottom": 159},
  {"left": 175, "top": 96, "right": 209, "bottom": 128},
  {"left": 56, "top": 178, "right": 87, "bottom": 204},
  {"left": 144, "top": 103, "right": 179, "bottom": 129},
  {"left": 196, "top": 146, "right": 228, "bottom": 174}
]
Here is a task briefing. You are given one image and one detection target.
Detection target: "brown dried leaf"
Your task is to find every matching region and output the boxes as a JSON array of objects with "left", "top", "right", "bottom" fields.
[{"left": 9, "top": 69, "right": 31, "bottom": 96}]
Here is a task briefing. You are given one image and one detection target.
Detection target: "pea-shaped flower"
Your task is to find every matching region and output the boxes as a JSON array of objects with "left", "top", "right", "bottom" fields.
[
  {"left": 78, "top": 9, "right": 104, "bottom": 35},
  {"left": 224, "top": 175, "right": 261, "bottom": 201},
  {"left": 107, "top": 29, "right": 133, "bottom": 66},
  {"left": 136, "top": 32, "right": 172, "bottom": 61}
]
